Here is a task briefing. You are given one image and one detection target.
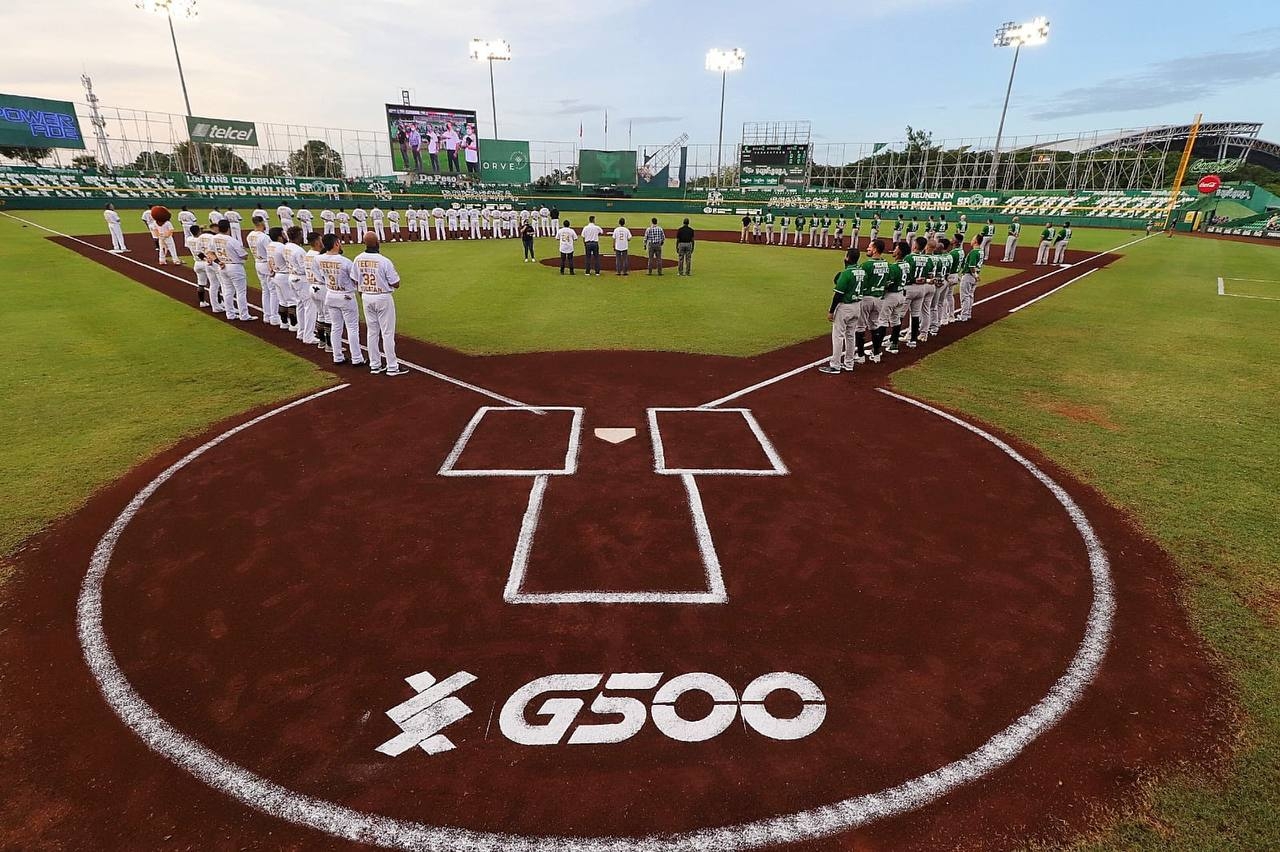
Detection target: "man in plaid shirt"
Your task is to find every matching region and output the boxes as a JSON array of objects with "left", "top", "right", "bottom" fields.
[{"left": 644, "top": 218, "right": 666, "bottom": 276}]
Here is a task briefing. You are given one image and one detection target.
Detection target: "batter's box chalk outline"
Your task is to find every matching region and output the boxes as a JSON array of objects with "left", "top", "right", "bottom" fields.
[
  {"left": 1216, "top": 275, "right": 1280, "bottom": 302},
  {"left": 438, "top": 406, "right": 584, "bottom": 477},
  {"left": 647, "top": 407, "right": 789, "bottom": 476}
]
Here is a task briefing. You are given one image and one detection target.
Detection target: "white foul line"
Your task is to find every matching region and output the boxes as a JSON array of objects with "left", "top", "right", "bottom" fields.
[
  {"left": 2, "top": 210, "right": 538, "bottom": 411},
  {"left": 78, "top": 378, "right": 1115, "bottom": 851},
  {"left": 699, "top": 231, "right": 1157, "bottom": 410},
  {"left": 1007, "top": 268, "right": 1098, "bottom": 313}
]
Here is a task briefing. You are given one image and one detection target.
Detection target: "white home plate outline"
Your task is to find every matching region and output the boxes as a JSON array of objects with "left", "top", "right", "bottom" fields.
[
  {"left": 78, "top": 384, "right": 1115, "bottom": 851},
  {"left": 438, "top": 406, "right": 584, "bottom": 477}
]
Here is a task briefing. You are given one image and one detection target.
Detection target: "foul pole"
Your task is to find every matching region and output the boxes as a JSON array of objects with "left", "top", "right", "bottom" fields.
[{"left": 1162, "top": 112, "right": 1202, "bottom": 232}]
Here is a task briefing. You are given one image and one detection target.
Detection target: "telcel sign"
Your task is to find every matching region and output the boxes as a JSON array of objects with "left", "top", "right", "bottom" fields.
[{"left": 186, "top": 115, "right": 259, "bottom": 147}]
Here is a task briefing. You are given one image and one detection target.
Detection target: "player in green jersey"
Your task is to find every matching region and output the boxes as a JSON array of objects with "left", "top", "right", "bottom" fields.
[
  {"left": 1002, "top": 216, "right": 1021, "bottom": 262},
  {"left": 925, "top": 215, "right": 936, "bottom": 238},
  {"left": 856, "top": 239, "right": 892, "bottom": 362},
  {"left": 906, "top": 216, "right": 918, "bottom": 244},
  {"left": 879, "top": 240, "right": 911, "bottom": 353},
  {"left": 902, "top": 236, "right": 934, "bottom": 348},
  {"left": 821, "top": 215, "right": 833, "bottom": 248},
  {"left": 778, "top": 213, "right": 790, "bottom": 245},
  {"left": 869, "top": 212, "right": 882, "bottom": 242},
  {"left": 819, "top": 248, "right": 866, "bottom": 373},
  {"left": 1035, "top": 222, "right": 1054, "bottom": 265},
  {"left": 793, "top": 214, "right": 806, "bottom": 246},
  {"left": 927, "top": 237, "right": 956, "bottom": 334},
  {"left": 807, "top": 214, "right": 819, "bottom": 247},
  {"left": 1052, "top": 221, "right": 1072, "bottom": 264},
  {"left": 751, "top": 213, "right": 762, "bottom": 243},
  {"left": 958, "top": 234, "right": 984, "bottom": 320},
  {"left": 850, "top": 211, "right": 862, "bottom": 250},
  {"left": 834, "top": 216, "right": 846, "bottom": 249},
  {"left": 979, "top": 219, "right": 996, "bottom": 261},
  {"left": 765, "top": 210, "right": 776, "bottom": 244},
  {"left": 893, "top": 215, "right": 905, "bottom": 242},
  {"left": 938, "top": 214, "right": 948, "bottom": 237}
]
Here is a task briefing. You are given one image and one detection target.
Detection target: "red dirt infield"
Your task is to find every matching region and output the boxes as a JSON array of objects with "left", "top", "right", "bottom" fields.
[{"left": 0, "top": 228, "right": 1230, "bottom": 851}]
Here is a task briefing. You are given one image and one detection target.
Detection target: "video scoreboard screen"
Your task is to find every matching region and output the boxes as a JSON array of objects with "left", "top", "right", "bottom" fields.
[
  {"left": 0, "top": 93, "right": 85, "bottom": 150},
  {"left": 386, "top": 104, "right": 479, "bottom": 175},
  {"left": 739, "top": 143, "right": 808, "bottom": 187}
]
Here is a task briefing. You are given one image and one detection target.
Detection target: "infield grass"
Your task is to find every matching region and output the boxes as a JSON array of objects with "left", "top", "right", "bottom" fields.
[
  {"left": 894, "top": 234, "right": 1280, "bottom": 850},
  {"left": 0, "top": 211, "right": 332, "bottom": 562}
]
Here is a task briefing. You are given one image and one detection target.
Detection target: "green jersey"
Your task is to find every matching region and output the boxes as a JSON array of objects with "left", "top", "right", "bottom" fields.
[
  {"left": 1009, "top": 222, "right": 1021, "bottom": 237},
  {"left": 895, "top": 217, "right": 905, "bottom": 231},
  {"left": 780, "top": 216, "right": 789, "bottom": 227},
  {"left": 822, "top": 216, "right": 832, "bottom": 228},
  {"left": 795, "top": 215, "right": 805, "bottom": 229},
  {"left": 938, "top": 217, "right": 948, "bottom": 233},
  {"left": 832, "top": 265, "right": 865, "bottom": 304},
  {"left": 958, "top": 217, "right": 969, "bottom": 235},
  {"left": 1056, "top": 226, "right": 1072, "bottom": 242},
  {"left": 753, "top": 214, "right": 762, "bottom": 224},
  {"left": 982, "top": 224, "right": 995, "bottom": 238},
  {"left": 808, "top": 216, "right": 819, "bottom": 231},
  {"left": 908, "top": 218, "right": 918, "bottom": 231},
  {"left": 852, "top": 215, "right": 861, "bottom": 230},
  {"left": 835, "top": 218, "right": 846, "bottom": 231},
  {"left": 926, "top": 218, "right": 936, "bottom": 232},
  {"left": 948, "top": 247, "right": 963, "bottom": 274},
  {"left": 963, "top": 247, "right": 983, "bottom": 274},
  {"left": 1040, "top": 227, "right": 1052, "bottom": 241},
  {"left": 934, "top": 252, "right": 953, "bottom": 277},
  {"left": 859, "top": 257, "right": 891, "bottom": 298},
  {"left": 904, "top": 252, "right": 931, "bottom": 283},
  {"left": 765, "top": 212, "right": 775, "bottom": 224},
  {"left": 885, "top": 259, "right": 910, "bottom": 293},
  {"left": 871, "top": 216, "right": 882, "bottom": 231}
]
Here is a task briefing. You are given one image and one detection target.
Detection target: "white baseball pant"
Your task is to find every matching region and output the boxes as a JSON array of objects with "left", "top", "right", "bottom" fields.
[
  {"left": 361, "top": 292, "right": 398, "bottom": 371},
  {"left": 325, "top": 292, "right": 364, "bottom": 364}
]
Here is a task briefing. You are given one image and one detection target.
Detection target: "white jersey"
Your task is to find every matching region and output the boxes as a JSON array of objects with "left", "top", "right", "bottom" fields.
[
  {"left": 519, "top": 209, "right": 530, "bottom": 223},
  {"left": 338, "top": 212, "right": 350, "bottom": 225},
  {"left": 177, "top": 210, "right": 197, "bottom": 230},
  {"left": 432, "top": 207, "right": 445, "bottom": 221},
  {"left": 246, "top": 230, "right": 271, "bottom": 263},
  {"left": 320, "top": 209, "right": 335, "bottom": 224},
  {"left": 252, "top": 207, "right": 269, "bottom": 226},
  {"left": 211, "top": 232, "right": 247, "bottom": 265},
  {"left": 104, "top": 209, "right": 121, "bottom": 226},
  {"left": 447, "top": 208, "right": 459, "bottom": 225},
  {"left": 277, "top": 205, "right": 294, "bottom": 224},
  {"left": 388, "top": 210, "right": 400, "bottom": 224},
  {"left": 208, "top": 210, "right": 225, "bottom": 225},
  {"left": 305, "top": 248, "right": 324, "bottom": 287},
  {"left": 318, "top": 253, "right": 358, "bottom": 293},
  {"left": 352, "top": 208, "right": 367, "bottom": 223},
  {"left": 298, "top": 209, "right": 314, "bottom": 227},
  {"left": 190, "top": 231, "right": 212, "bottom": 259},
  {"left": 371, "top": 207, "right": 384, "bottom": 222},
  {"left": 142, "top": 209, "right": 155, "bottom": 228},
  {"left": 267, "top": 241, "right": 287, "bottom": 276},
  {"left": 283, "top": 242, "right": 307, "bottom": 277},
  {"left": 406, "top": 208, "right": 418, "bottom": 224},
  {"left": 225, "top": 210, "right": 242, "bottom": 226},
  {"left": 539, "top": 207, "right": 550, "bottom": 220},
  {"left": 352, "top": 251, "right": 401, "bottom": 294},
  {"left": 557, "top": 226, "right": 578, "bottom": 253}
]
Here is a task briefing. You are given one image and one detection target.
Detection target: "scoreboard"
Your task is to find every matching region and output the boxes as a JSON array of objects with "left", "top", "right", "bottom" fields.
[{"left": 739, "top": 144, "right": 809, "bottom": 187}]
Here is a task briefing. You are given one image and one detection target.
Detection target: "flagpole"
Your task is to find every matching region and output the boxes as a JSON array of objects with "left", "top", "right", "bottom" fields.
[{"left": 604, "top": 110, "right": 608, "bottom": 150}]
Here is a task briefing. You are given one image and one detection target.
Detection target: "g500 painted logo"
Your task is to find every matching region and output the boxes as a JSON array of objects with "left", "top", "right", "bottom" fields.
[{"left": 377, "top": 670, "right": 825, "bottom": 757}]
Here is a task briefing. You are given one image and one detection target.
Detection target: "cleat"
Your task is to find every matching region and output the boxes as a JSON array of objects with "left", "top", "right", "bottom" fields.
[
  {"left": 906, "top": 340, "right": 918, "bottom": 348},
  {"left": 817, "top": 365, "right": 842, "bottom": 374},
  {"left": 369, "top": 365, "right": 385, "bottom": 374},
  {"left": 853, "top": 355, "right": 866, "bottom": 365},
  {"left": 384, "top": 367, "right": 409, "bottom": 376},
  {"left": 869, "top": 353, "right": 882, "bottom": 363}
]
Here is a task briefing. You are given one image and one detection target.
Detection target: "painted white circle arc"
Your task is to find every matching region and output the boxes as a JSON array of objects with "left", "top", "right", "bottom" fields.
[{"left": 77, "top": 383, "right": 1115, "bottom": 851}]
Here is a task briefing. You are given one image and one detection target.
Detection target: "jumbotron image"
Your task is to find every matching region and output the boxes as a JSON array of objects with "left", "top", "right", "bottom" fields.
[{"left": 1, "top": 2, "right": 1278, "bottom": 850}]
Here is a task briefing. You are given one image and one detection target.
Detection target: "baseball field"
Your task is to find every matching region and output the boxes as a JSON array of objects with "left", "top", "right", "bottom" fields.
[{"left": 1, "top": 207, "right": 1277, "bottom": 851}]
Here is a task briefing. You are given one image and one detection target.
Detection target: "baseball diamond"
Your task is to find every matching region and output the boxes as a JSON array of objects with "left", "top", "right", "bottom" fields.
[{"left": 4, "top": 3, "right": 1280, "bottom": 850}]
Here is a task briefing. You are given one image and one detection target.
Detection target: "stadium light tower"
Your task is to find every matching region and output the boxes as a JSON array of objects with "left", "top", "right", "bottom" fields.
[
  {"left": 988, "top": 17, "right": 1050, "bottom": 189},
  {"left": 705, "top": 47, "right": 746, "bottom": 188},
  {"left": 135, "top": 0, "right": 202, "bottom": 173},
  {"left": 470, "top": 38, "right": 511, "bottom": 138}
]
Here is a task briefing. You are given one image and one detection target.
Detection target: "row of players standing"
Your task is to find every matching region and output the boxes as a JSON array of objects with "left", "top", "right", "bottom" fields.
[
  {"left": 739, "top": 211, "right": 1073, "bottom": 265},
  {"left": 243, "top": 202, "right": 566, "bottom": 242}
]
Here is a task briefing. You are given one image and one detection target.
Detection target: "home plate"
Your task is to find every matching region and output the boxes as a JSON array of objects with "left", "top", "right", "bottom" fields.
[{"left": 594, "top": 427, "right": 637, "bottom": 444}]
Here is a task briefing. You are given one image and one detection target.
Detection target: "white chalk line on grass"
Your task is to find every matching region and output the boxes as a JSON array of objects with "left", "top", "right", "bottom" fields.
[
  {"left": 700, "top": 232, "right": 1157, "bottom": 409},
  {"left": 79, "top": 375, "right": 1114, "bottom": 850},
  {"left": 1007, "top": 268, "right": 1099, "bottom": 313},
  {"left": 1, "top": 211, "right": 538, "bottom": 411},
  {"left": 1216, "top": 275, "right": 1280, "bottom": 302}
]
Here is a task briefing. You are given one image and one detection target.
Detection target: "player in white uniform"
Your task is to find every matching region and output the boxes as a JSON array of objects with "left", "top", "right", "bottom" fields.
[
  {"left": 177, "top": 206, "right": 197, "bottom": 235},
  {"left": 337, "top": 208, "right": 351, "bottom": 236},
  {"left": 189, "top": 225, "right": 216, "bottom": 310},
  {"left": 519, "top": 207, "right": 530, "bottom": 236},
  {"left": 387, "top": 207, "right": 402, "bottom": 241},
  {"left": 153, "top": 217, "right": 180, "bottom": 266},
  {"left": 353, "top": 234, "right": 407, "bottom": 376},
  {"left": 246, "top": 215, "right": 280, "bottom": 326},
  {"left": 212, "top": 220, "right": 253, "bottom": 321},
  {"left": 320, "top": 208, "right": 336, "bottom": 235},
  {"left": 352, "top": 206, "right": 368, "bottom": 241},
  {"left": 297, "top": 206, "right": 314, "bottom": 236},
  {"left": 224, "top": 208, "right": 243, "bottom": 242},
  {"left": 539, "top": 206, "right": 551, "bottom": 237},
  {"left": 432, "top": 206, "right": 446, "bottom": 241},
  {"left": 318, "top": 234, "right": 365, "bottom": 367},
  {"left": 104, "top": 203, "right": 128, "bottom": 252},
  {"left": 252, "top": 203, "right": 270, "bottom": 227},
  {"left": 446, "top": 206, "right": 459, "bottom": 238},
  {"left": 277, "top": 203, "right": 295, "bottom": 231},
  {"left": 207, "top": 207, "right": 225, "bottom": 227},
  {"left": 417, "top": 207, "right": 431, "bottom": 241},
  {"left": 304, "top": 232, "right": 329, "bottom": 350},
  {"left": 467, "top": 207, "right": 480, "bottom": 239},
  {"left": 284, "top": 227, "right": 314, "bottom": 343},
  {"left": 268, "top": 228, "right": 296, "bottom": 330},
  {"left": 370, "top": 205, "right": 386, "bottom": 241}
]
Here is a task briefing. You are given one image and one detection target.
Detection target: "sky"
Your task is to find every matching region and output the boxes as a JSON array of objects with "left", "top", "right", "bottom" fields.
[{"left": 4, "top": 0, "right": 1280, "bottom": 151}]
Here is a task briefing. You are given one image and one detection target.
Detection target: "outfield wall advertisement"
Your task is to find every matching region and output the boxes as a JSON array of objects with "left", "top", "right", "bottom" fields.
[
  {"left": 479, "top": 139, "right": 531, "bottom": 185},
  {"left": 578, "top": 149, "right": 637, "bottom": 185},
  {"left": 0, "top": 93, "right": 85, "bottom": 149},
  {"left": 185, "top": 115, "right": 258, "bottom": 147}
]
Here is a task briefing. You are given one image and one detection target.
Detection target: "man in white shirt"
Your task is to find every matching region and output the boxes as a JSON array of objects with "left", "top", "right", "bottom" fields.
[
  {"left": 177, "top": 205, "right": 198, "bottom": 234},
  {"left": 556, "top": 219, "right": 578, "bottom": 275},
  {"left": 388, "top": 207, "right": 402, "bottom": 241},
  {"left": 224, "top": 208, "right": 243, "bottom": 242},
  {"left": 283, "top": 226, "right": 314, "bottom": 342},
  {"left": 353, "top": 233, "right": 407, "bottom": 375},
  {"left": 443, "top": 124, "right": 461, "bottom": 172},
  {"left": 104, "top": 203, "right": 128, "bottom": 252},
  {"left": 446, "top": 206, "right": 459, "bottom": 238},
  {"left": 612, "top": 217, "right": 633, "bottom": 276},
  {"left": 153, "top": 216, "right": 180, "bottom": 266},
  {"left": 337, "top": 208, "right": 351, "bottom": 237},
  {"left": 317, "top": 233, "right": 365, "bottom": 367},
  {"left": 252, "top": 203, "right": 270, "bottom": 227},
  {"left": 320, "top": 208, "right": 336, "bottom": 235},
  {"left": 297, "top": 205, "right": 314, "bottom": 236},
  {"left": 268, "top": 228, "right": 296, "bottom": 330},
  {"left": 189, "top": 225, "right": 216, "bottom": 310},
  {"left": 418, "top": 207, "right": 431, "bottom": 241},
  {"left": 277, "top": 203, "right": 295, "bottom": 231},
  {"left": 212, "top": 220, "right": 254, "bottom": 321},
  {"left": 370, "top": 205, "right": 386, "bottom": 241},
  {"left": 352, "top": 206, "right": 368, "bottom": 241},
  {"left": 539, "top": 206, "right": 551, "bottom": 237},
  {"left": 432, "top": 206, "right": 446, "bottom": 241},
  {"left": 246, "top": 215, "right": 280, "bottom": 326},
  {"left": 581, "top": 215, "right": 603, "bottom": 276},
  {"left": 468, "top": 207, "right": 481, "bottom": 240}
]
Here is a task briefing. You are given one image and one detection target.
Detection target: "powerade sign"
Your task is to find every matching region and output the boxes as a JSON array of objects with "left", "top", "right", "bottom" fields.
[
  {"left": 185, "top": 115, "right": 258, "bottom": 147},
  {"left": 479, "top": 139, "right": 530, "bottom": 184},
  {"left": 0, "top": 93, "right": 85, "bottom": 149}
]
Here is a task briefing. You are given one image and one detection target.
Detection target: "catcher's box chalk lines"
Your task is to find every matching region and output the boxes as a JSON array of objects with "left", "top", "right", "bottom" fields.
[
  {"left": 78, "top": 370, "right": 1114, "bottom": 849},
  {"left": 3, "top": 211, "right": 537, "bottom": 412},
  {"left": 699, "top": 231, "right": 1156, "bottom": 410}
]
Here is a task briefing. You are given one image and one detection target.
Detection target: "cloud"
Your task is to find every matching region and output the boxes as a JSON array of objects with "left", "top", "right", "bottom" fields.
[
  {"left": 625, "top": 115, "right": 683, "bottom": 125},
  {"left": 551, "top": 99, "right": 607, "bottom": 115},
  {"left": 1031, "top": 43, "right": 1280, "bottom": 121}
]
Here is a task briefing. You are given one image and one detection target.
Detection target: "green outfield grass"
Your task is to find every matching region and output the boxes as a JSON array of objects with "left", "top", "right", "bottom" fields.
[
  {"left": 894, "top": 235, "right": 1280, "bottom": 850},
  {"left": 0, "top": 212, "right": 332, "bottom": 562}
]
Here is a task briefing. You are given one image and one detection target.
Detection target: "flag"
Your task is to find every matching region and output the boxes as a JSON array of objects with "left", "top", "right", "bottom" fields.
[
  {"left": 604, "top": 110, "right": 608, "bottom": 134},
  {"left": 579, "top": 122, "right": 583, "bottom": 139}
]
